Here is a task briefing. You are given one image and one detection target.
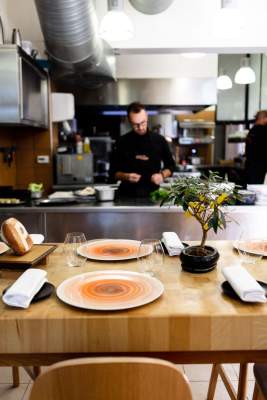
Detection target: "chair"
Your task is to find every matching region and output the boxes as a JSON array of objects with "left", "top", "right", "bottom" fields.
[
  {"left": 207, "top": 363, "right": 248, "bottom": 400},
  {"left": 11, "top": 366, "right": 41, "bottom": 387},
  {"left": 28, "top": 357, "right": 193, "bottom": 400},
  {"left": 252, "top": 363, "right": 267, "bottom": 400}
]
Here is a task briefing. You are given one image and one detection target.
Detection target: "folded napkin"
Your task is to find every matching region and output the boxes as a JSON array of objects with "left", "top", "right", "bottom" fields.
[
  {"left": 162, "top": 232, "right": 184, "bottom": 256},
  {"left": 222, "top": 265, "right": 266, "bottom": 303},
  {"left": 2, "top": 269, "right": 47, "bottom": 308}
]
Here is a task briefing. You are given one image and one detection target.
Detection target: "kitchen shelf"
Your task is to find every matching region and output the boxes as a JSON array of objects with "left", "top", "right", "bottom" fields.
[{"left": 179, "top": 121, "right": 215, "bottom": 129}]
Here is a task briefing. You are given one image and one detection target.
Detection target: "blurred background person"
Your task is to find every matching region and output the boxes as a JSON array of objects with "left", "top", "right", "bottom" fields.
[{"left": 245, "top": 110, "right": 267, "bottom": 184}]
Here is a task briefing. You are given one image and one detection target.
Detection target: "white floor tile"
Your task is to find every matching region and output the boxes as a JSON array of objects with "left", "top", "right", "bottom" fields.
[
  {"left": 232, "top": 363, "right": 255, "bottom": 381},
  {"left": 0, "top": 384, "right": 28, "bottom": 400},
  {"left": 22, "top": 383, "right": 32, "bottom": 400},
  {"left": 0, "top": 368, "right": 31, "bottom": 385},
  {"left": 184, "top": 364, "right": 213, "bottom": 382},
  {"left": 190, "top": 380, "right": 238, "bottom": 400}
]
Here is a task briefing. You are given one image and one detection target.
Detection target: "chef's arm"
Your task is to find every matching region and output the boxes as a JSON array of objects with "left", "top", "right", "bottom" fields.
[
  {"left": 115, "top": 172, "right": 141, "bottom": 183},
  {"left": 160, "top": 168, "right": 172, "bottom": 179}
]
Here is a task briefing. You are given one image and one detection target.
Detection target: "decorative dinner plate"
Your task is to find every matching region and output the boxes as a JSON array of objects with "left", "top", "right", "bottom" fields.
[
  {"left": 56, "top": 270, "right": 164, "bottom": 311},
  {"left": 233, "top": 240, "right": 267, "bottom": 257},
  {"left": 77, "top": 239, "right": 152, "bottom": 261}
]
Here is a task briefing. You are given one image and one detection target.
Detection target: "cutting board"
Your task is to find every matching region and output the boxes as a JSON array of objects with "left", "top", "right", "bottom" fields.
[{"left": 0, "top": 244, "right": 57, "bottom": 269}]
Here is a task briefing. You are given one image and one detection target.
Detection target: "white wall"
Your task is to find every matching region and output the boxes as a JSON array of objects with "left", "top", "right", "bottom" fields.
[{"left": 116, "top": 54, "right": 217, "bottom": 79}]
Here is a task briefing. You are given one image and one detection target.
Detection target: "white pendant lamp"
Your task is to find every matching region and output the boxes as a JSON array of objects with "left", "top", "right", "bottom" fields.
[
  {"left": 99, "top": 0, "right": 134, "bottom": 42},
  {"left": 217, "top": 70, "right": 232, "bottom": 90},
  {"left": 234, "top": 57, "right": 256, "bottom": 84}
]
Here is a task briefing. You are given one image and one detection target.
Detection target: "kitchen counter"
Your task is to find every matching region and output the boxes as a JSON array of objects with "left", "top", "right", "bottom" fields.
[{"left": 0, "top": 200, "right": 266, "bottom": 242}]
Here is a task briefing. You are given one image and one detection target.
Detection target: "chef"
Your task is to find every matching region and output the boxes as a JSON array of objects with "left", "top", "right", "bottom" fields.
[
  {"left": 111, "top": 102, "right": 175, "bottom": 197},
  {"left": 245, "top": 110, "right": 267, "bottom": 184}
]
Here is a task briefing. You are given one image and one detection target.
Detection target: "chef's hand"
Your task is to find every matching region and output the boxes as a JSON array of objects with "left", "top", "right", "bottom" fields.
[
  {"left": 128, "top": 173, "right": 141, "bottom": 183},
  {"left": 151, "top": 173, "right": 164, "bottom": 185}
]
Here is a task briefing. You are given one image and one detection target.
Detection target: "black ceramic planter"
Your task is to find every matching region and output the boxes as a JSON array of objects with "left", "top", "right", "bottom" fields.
[{"left": 180, "top": 245, "right": 219, "bottom": 273}]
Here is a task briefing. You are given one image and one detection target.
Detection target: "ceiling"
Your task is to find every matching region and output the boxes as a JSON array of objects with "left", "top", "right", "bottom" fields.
[{"left": 1, "top": 0, "right": 266, "bottom": 82}]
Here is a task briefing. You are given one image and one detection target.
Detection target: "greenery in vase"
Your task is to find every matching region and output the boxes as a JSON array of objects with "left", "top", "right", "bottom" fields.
[{"left": 157, "top": 172, "right": 236, "bottom": 253}]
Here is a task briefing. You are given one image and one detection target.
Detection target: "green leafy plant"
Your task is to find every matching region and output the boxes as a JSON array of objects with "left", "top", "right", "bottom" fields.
[{"left": 160, "top": 172, "right": 236, "bottom": 253}]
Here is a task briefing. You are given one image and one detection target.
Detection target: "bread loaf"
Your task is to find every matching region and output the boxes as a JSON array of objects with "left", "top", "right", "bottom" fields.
[{"left": 1, "top": 218, "right": 33, "bottom": 255}]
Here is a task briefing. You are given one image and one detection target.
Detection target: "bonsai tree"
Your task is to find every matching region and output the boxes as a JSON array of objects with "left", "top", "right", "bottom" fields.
[{"left": 159, "top": 172, "right": 235, "bottom": 255}]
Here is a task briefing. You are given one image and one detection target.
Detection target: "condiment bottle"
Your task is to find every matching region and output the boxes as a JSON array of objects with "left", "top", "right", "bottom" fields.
[
  {"left": 83, "top": 137, "right": 90, "bottom": 153},
  {"left": 76, "top": 139, "right": 83, "bottom": 154}
]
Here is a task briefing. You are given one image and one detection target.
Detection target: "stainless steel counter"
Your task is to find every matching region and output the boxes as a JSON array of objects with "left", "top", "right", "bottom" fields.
[{"left": 0, "top": 201, "right": 266, "bottom": 242}]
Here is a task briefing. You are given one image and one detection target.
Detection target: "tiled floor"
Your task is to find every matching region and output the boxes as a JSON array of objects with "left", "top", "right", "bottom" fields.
[{"left": 0, "top": 363, "right": 256, "bottom": 400}]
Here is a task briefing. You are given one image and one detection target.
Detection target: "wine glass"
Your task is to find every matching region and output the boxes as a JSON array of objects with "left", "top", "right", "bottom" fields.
[
  {"left": 64, "top": 232, "right": 87, "bottom": 267},
  {"left": 137, "top": 239, "right": 165, "bottom": 277},
  {"left": 236, "top": 231, "right": 265, "bottom": 266}
]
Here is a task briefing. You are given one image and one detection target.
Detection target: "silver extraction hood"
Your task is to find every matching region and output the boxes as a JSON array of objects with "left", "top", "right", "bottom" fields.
[{"left": 34, "top": 0, "right": 116, "bottom": 88}]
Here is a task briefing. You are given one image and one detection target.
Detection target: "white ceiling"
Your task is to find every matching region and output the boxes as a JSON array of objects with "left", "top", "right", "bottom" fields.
[
  {"left": 1, "top": 0, "right": 267, "bottom": 53},
  {"left": 0, "top": 0, "right": 266, "bottom": 81}
]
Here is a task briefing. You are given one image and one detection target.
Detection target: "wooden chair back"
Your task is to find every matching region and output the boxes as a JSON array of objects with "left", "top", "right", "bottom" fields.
[{"left": 29, "top": 357, "right": 193, "bottom": 400}]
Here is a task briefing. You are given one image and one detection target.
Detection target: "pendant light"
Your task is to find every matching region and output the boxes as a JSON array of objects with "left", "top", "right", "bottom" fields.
[
  {"left": 99, "top": 0, "right": 134, "bottom": 42},
  {"left": 234, "top": 57, "right": 256, "bottom": 84},
  {"left": 217, "top": 69, "right": 232, "bottom": 90}
]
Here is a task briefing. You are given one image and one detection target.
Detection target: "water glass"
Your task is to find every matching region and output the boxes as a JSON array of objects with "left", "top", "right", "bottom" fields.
[
  {"left": 137, "top": 239, "right": 165, "bottom": 277},
  {"left": 236, "top": 231, "right": 266, "bottom": 265},
  {"left": 64, "top": 232, "right": 87, "bottom": 267}
]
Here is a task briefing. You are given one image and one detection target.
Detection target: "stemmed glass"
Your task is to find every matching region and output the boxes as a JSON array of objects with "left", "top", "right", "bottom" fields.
[
  {"left": 64, "top": 232, "right": 87, "bottom": 267},
  {"left": 137, "top": 239, "right": 165, "bottom": 277},
  {"left": 236, "top": 231, "right": 265, "bottom": 266}
]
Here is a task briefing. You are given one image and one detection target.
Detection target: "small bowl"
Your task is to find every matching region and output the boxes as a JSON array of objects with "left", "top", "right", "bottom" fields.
[
  {"left": 31, "top": 191, "right": 43, "bottom": 199},
  {"left": 237, "top": 190, "right": 256, "bottom": 205}
]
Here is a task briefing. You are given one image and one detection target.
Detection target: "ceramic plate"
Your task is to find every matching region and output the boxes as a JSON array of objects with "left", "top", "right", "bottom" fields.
[
  {"left": 56, "top": 270, "right": 164, "bottom": 311},
  {"left": 0, "top": 242, "right": 9, "bottom": 255},
  {"left": 233, "top": 240, "right": 267, "bottom": 257},
  {"left": 77, "top": 239, "right": 152, "bottom": 261},
  {"left": 29, "top": 234, "right": 45, "bottom": 244}
]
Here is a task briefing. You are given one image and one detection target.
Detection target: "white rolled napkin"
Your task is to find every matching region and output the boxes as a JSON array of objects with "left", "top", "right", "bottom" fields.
[
  {"left": 222, "top": 265, "right": 266, "bottom": 303},
  {"left": 2, "top": 269, "right": 47, "bottom": 308},
  {"left": 162, "top": 232, "right": 184, "bottom": 256}
]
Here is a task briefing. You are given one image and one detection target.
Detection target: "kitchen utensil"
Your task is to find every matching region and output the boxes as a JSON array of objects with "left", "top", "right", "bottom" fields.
[
  {"left": 56, "top": 270, "right": 164, "bottom": 311},
  {"left": 11, "top": 28, "right": 22, "bottom": 46},
  {"left": 0, "top": 16, "right": 4, "bottom": 44},
  {"left": 95, "top": 186, "right": 117, "bottom": 202}
]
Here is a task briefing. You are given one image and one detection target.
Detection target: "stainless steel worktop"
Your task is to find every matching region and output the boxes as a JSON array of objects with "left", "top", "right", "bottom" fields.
[{"left": 0, "top": 201, "right": 266, "bottom": 242}]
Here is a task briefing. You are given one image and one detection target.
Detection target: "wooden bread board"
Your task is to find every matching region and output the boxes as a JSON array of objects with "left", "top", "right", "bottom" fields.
[{"left": 0, "top": 244, "right": 57, "bottom": 269}]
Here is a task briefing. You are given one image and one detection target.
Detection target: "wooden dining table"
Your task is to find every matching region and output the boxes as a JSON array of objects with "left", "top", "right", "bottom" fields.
[{"left": 1, "top": 240, "right": 267, "bottom": 368}]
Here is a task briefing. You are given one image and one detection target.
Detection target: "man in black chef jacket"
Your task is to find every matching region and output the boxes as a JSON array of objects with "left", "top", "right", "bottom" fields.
[
  {"left": 111, "top": 102, "right": 175, "bottom": 197},
  {"left": 245, "top": 110, "right": 267, "bottom": 184}
]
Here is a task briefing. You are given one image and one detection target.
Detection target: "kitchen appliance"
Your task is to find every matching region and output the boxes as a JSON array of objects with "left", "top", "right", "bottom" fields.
[
  {"left": 89, "top": 137, "right": 113, "bottom": 182},
  {"left": 56, "top": 154, "right": 94, "bottom": 185}
]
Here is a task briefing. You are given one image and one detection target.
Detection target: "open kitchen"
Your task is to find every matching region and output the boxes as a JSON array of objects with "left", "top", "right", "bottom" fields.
[{"left": 1, "top": 1, "right": 267, "bottom": 400}]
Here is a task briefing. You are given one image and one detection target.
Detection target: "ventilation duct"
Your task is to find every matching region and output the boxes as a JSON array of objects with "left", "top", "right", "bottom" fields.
[
  {"left": 34, "top": 0, "right": 116, "bottom": 88},
  {"left": 129, "top": 0, "right": 175, "bottom": 14}
]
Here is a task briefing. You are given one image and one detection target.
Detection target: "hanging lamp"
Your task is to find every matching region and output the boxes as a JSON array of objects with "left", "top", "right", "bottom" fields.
[
  {"left": 217, "top": 69, "right": 233, "bottom": 90},
  {"left": 99, "top": 0, "right": 134, "bottom": 42},
  {"left": 234, "top": 57, "right": 256, "bottom": 84}
]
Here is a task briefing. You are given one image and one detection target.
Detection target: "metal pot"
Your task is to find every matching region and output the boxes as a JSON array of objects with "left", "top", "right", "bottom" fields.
[{"left": 95, "top": 187, "right": 117, "bottom": 202}]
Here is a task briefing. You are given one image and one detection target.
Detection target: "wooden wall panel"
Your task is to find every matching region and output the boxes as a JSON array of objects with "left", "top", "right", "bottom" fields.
[{"left": 0, "top": 128, "right": 16, "bottom": 187}]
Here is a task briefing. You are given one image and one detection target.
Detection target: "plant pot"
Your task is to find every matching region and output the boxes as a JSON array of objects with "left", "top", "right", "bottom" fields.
[{"left": 180, "top": 245, "right": 219, "bottom": 273}]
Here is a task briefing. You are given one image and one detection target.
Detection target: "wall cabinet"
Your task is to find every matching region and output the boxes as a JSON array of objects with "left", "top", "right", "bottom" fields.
[{"left": 0, "top": 45, "right": 48, "bottom": 128}]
